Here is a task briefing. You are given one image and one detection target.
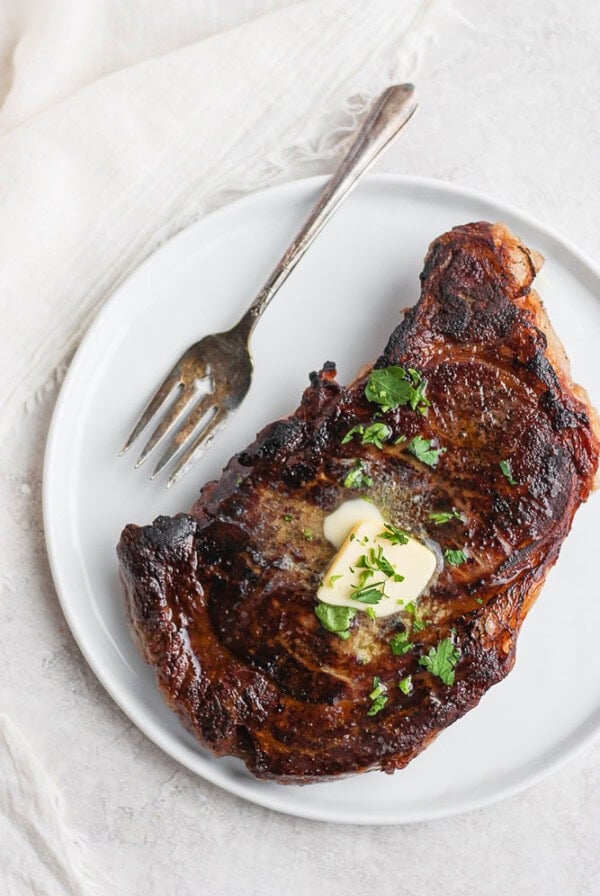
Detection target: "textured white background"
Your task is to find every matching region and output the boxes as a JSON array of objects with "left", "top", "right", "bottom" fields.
[{"left": 1, "top": 1, "right": 599, "bottom": 894}]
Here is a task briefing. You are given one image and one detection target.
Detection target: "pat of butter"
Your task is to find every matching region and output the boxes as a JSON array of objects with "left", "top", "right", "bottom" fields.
[
  {"left": 323, "top": 498, "right": 384, "bottom": 550},
  {"left": 317, "top": 519, "right": 436, "bottom": 618}
]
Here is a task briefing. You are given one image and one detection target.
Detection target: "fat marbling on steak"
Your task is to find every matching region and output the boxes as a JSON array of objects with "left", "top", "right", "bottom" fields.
[{"left": 118, "top": 222, "right": 600, "bottom": 783}]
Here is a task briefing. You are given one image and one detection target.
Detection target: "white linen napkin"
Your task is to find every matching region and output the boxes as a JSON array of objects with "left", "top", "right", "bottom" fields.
[
  {"left": 0, "top": 0, "right": 438, "bottom": 439},
  {"left": 0, "top": 1, "right": 440, "bottom": 891},
  {"left": 0, "top": 715, "right": 107, "bottom": 895}
]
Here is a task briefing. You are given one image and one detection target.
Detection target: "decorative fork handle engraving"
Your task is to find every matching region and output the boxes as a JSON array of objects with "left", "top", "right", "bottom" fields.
[{"left": 235, "top": 84, "right": 418, "bottom": 339}]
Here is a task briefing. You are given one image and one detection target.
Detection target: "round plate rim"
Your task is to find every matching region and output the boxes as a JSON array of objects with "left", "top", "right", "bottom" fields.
[{"left": 43, "top": 174, "right": 600, "bottom": 825}]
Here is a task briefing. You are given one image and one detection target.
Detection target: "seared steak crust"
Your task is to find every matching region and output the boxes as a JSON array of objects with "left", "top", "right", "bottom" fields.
[{"left": 118, "top": 222, "right": 600, "bottom": 782}]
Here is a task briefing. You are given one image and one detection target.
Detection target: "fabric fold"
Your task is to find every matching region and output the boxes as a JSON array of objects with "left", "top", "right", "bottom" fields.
[
  {"left": 0, "top": 0, "right": 438, "bottom": 440},
  {"left": 0, "top": 714, "right": 108, "bottom": 896}
]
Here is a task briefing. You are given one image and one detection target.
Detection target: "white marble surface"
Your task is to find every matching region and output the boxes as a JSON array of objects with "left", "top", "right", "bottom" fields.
[{"left": 1, "top": 1, "right": 600, "bottom": 893}]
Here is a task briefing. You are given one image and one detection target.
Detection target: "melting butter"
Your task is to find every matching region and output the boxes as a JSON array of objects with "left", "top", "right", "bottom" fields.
[
  {"left": 318, "top": 509, "right": 436, "bottom": 618},
  {"left": 323, "top": 498, "right": 384, "bottom": 550}
]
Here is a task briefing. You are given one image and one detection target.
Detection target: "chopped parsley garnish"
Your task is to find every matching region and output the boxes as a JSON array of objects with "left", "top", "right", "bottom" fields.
[
  {"left": 351, "top": 580, "right": 387, "bottom": 604},
  {"left": 475, "top": 597, "right": 484, "bottom": 605},
  {"left": 356, "top": 546, "right": 404, "bottom": 583},
  {"left": 282, "top": 513, "right": 293, "bottom": 522},
  {"left": 418, "top": 637, "right": 460, "bottom": 685},
  {"left": 343, "top": 459, "right": 373, "bottom": 490},
  {"left": 398, "top": 675, "right": 413, "bottom": 695},
  {"left": 315, "top": 604, "right": 356, "bottom": 640},
  {"left": 379, "top": 523, "right": 410, "bottom": 546},
  {"left": 444, "top": 548, "right": 467, "bottom": 567},
  {"left": 393, "top": 434, "right": 407, "bottom": 444},
  {"left": 342, "top": 422, "right": 392, "bottom": 449},
  {"left": 366, "top": 607, "right": 377, "bottom": 620},
  {"left": 362, "top": 422, "right": 392, "bottom": 448},
  {"left": 303, "top": 528, "right": 313, "bottom": 541},
  {"left": 367, "top": 676, "right": 388, "bottom": 716},
  {"left": 404, "top": 600, "right": 428, "bottom": 631},
  {"left": 328, "top": 574, "right": 343, "bottom": 587},
  {"left": 407, "top": 436, "right": 445, "bottom": 467},
  {"left": 389, "top": 630, "right": 414, "bottom": 656},
  {"left": 365, "top": 366, "right": 430, "bottom": 415},
  {"left": 428, "top": 509, "right": 462, "bottom": 525},
  {"left": 370, "top": 676, "right": 386, "bottom": 698},
  {"left": 342, "top": 424, "right": 363, "bottom": 444},
  {"left": 499, "top": 458, "right": 517, "bottom": 485},
  {"left": 406, "top": 368, "right": 431, "bottom": 415},
  {"left": 338, "top": 544, "right": 407, "bottom": 609}
]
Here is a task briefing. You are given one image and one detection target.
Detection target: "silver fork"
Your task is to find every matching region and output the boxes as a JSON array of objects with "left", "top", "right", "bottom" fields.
[{"left": 120, "top": 83, "right": 418, "bottom": 487}]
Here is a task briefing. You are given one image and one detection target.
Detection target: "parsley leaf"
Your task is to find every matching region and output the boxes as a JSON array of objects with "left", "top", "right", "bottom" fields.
[
  {"left": 356, "top": 546, "right": 404, "bottom": 582},
  {"left": 418, "top": 637, "right": 460, "bottom": 685},
  {"left": 499, "top": 458, "right": 517, "bottom": 485},
  {"left": 369, "top": 676, "right": 386, "bottom": 698},
  {"left": 315, "top": 604, "right": 356, "bottom": 639},
  {"left": 343, "top": 460, "right": 373, "bottom": 490},
  {"left": 374, "top": 553, "right": 404, "bottom": 582},
  {"left": 390, "top": 630, "right": 414, "bottom": 655},
  {"left": 351, "top": 580, "right": 387, "bottom": 604},
  {"left": 407, "top": 436, "right": 445, "bottom": 467},
  {"left": 428, "top": 509, "right": 462, "bottom": 525},
  {"left": 404, "top": 367, "right": 431, "bottom": 413},
  {"left": 328, "top": 574, "right": 343, "bottom": 587},
  {"left": 367, "top": 695, "right": 387, "bottom": 716},
  {"left": 342, "top": 422, "right": 392, "bottom": 450},
  {"left": 282, "top": 513, "right": 293, "bottom": 522},
  {"left": 444, "top": 548, "right": 467, "bottom": 567},
  {"left": 341, "top": 424, "right": 364, "bottom": 444},
  {"left": 362, "top": 422, "right": 393, "bottom": 449},
  {"left": 379, "top": 523, "right": 410, "bottom": 546},
  {"left": 404, "top": 600, "right": 428, "bottom": 631},
  {"left": 367, "top": 676, "right": 388, "bottom": 716},
  {"left": 369, "top": 697, "right": 386, "bottom": 714},
  {"left": 365, "top": 366, "right": 430, "bottom": 414},
  {"left": 398, "top": 675, "right": 413, "bottom": 695},
  {"left": 345, "top": 544, "right": 407, "bottom": 609},
  {"left": 365, "top": 367, "right": 413, "bottom": 411},
  {"left": 303, "top": 528, "right": 313, "bottom": 541}
]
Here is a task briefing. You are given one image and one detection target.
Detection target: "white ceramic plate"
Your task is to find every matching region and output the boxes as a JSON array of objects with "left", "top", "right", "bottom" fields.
[{"left": 44, "top": 176, "right": 600, "bottom": 824}]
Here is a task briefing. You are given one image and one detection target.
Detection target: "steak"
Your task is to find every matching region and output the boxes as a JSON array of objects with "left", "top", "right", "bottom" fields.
[{"left": 118, "top": 222, "right": 600, "bottom": 783}]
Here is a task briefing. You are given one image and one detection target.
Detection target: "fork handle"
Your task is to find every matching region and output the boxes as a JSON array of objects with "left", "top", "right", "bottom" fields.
[{"left": 234, "top": 83, "right": 418, "bottom": 338}]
